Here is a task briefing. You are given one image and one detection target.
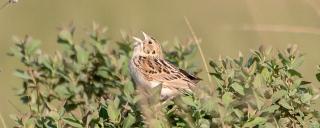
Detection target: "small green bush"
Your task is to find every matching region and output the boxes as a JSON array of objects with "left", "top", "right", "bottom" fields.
[{"left": 9, "top": 24, "right": 320, "bottom": 128}]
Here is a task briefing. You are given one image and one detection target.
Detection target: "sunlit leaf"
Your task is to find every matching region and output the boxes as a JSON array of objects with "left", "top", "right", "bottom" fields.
[
  {"left": 288, "top": 69, "right": 302, "bottom": 78},
  {"left": 243, "top": 117, "right": 267, "bottom": 127},
  {"left": 291, "top": 57, "right": 304, "bottom": 69},
  {"left": 222, "top": 92, "right": 233, "bottom": 107},
  {"left": 261, "top": 68, "right": 271, "bottom": 81},
  {"left": 233, "top": 108, "right": 244, "bottom": 118},
  {"left": 181, "top": 96, "right": 196, "bottom": 107},
  {"left": 63, "top": 117, "right": 83, "bottom": 128},
  {"left": 13, "top": 70, "right": 31, "bottom": 80},
  {"left": 123, "top": 113, "right": 136, "bottom": 128},
  {"left": 24, "top": 118, "right": 36, "bottom": 128},
  {"left": 272, "top": 90, "right": 287, "bottom": 103},
  {"left": 58, "top": 29, "right": 73, "bottom": 45},
  {"left": 253, "top": 90, "right": 265, "bottom": 110},
  {"left": 25, "top": 39, "right": 41, "bottom": 55},
  {"left": 301, "top": 93, "right": 312, "bottom": 103},
  {"left": 278, "top": 99, "right": 293, "bottom": 110},
  {"left": 261, "top": 105, "right": 280, "bottom": 113},
  {"left": 54, "top": 85, "right": 72, "bottom": 98},
  {"left": 231, "top": 83, "right": 245, "bottom": 95},
  {"left": 107, "top": 99, "right": 121, "bottom": 123},
  {"left": 75, "top": 45, "right": 89, "bottom": 64}
]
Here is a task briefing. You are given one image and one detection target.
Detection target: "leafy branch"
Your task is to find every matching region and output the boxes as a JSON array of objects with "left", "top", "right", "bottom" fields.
[{"left": 9, "top": 24, "right": 320, "bottom": 128}]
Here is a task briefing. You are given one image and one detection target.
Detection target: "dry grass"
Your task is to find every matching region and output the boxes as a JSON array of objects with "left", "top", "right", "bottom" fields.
[
  {"left": 184, "top": 17, "right": 213, "bottom": 84},
  {"left": 0, "top": 113, "right": 7, "bottom": 128}
]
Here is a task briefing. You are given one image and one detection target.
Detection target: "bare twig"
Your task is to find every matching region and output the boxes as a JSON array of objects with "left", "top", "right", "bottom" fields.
[
  {"left": 184, "top": 17, "right": 213, "bottom": 84},
  {"left": 0, "top": 113, "right": 7, "bottom": 128},
  {"left": 273, "top": 116, "right": 280, "bottom": 128}
]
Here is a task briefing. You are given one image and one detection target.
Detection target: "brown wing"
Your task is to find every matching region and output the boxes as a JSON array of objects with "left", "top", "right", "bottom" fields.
[
  {"left": 133, "top": 56, "right": 201, "bottom": 88},
  {"left": 178, "top": 68, "right": 201, "bottom": 83}
]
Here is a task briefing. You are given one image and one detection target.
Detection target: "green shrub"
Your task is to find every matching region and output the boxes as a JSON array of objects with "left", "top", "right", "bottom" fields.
[{"left": 9, "top": 24, "right": 320, "bottom": 128}]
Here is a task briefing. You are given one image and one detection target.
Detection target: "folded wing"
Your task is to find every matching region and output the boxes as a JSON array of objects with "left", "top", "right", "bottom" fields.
[{"left": 133, "top": 56, "right": 201, "bottom": 89}]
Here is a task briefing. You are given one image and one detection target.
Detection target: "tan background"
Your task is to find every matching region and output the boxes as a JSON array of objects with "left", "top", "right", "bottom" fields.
[{"left": 1, "top": 0, "right": 320, "bottom": 126}]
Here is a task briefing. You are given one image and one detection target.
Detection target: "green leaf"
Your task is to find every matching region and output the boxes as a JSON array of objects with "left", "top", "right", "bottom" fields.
[
  {"left": 117, "top": 41, "right": 131, "bottom": 55},
  {"left": 248, "top": 62, "right": 257, "bottom": 75},
  {"left": 24, "top": 118, "right": 36, "bottom": 128},
  {"left": 233, "top": 108, "right": 244, "bottom": 118},
  {"left": 62, "top": 117, "right": 83, "bottom": 128},
  {"left": 13, "top": 70, "right": 31, "bottom": 80},
  {"left": 253, "top": 90, "right": 264, "bottom": 110},
  {"left": 107, "top": 99, "right": 121, "bottom": 123},
  {"left": 25, "top": 39, "right": 41, "bottom": 55},
  {"left": 201, "top": 97, "right": 216, "bottom": 112},
  {"left": 42, "top": 57, "right": 53, "bottom": 71},
  {"left": 279, "top": 118, "right": 290, "bottom": 127},
  {"left": 301, "top": 93, "right": 312, "bottom": 103},
  {"left": 48, "top": 111, "right": 60, "bottom": 120},
  {"left": 99, "top": 104, "right": 108, "bottom": 120},
  {"left": 75, "top": 46, "right": 90, "bottom": 64},
  {"left": 198, "top": 119, "right": 210, "bottom": 128},
  {"left": 253, "top": 74, "right": 263, "bottom": 88},
  {"left": 261, "top": 68, "right": 271, "bottom": 81},
  {"left": 96, "top": 66, "right": 110, "bottom": 78},
  {"left": 278, "top": 99, "right": 293, "bottom": 110},
  {"left": 231, "top": 83, "right": 245, "bottom": 95},
  {"left": 58, "top": 29, "right": 73, "bottom": 44},
  {"left": 301, "top": 81, "right": 311, "bottom": 85},
  {"left": 181, "top": 96, "right": 196, "bottom": 107},
  {"left": 278, "top": 53, "right": 290, "bottom": 65},
  {"left": 9, "top": 47, "right": 23, "bottom": 58},
  {"left": 54, "top": 85, "right": 72, "bottom": 99},
  {"left": 114, "top": 97, "right": 120, "bottom": 108},
  {"left": 288, "top": 69, "right": 302, "bottom": 78},
  {"left": 123, "top": 113, "right": 136, "bottom": 128},
  {"left": 291, "top": 56, "right": 304, "bottom": 69},
  {"left": 243, "top": 117, "right": 267, "bottom": 127},
  {"left": 184, "top": 45, "right": 197, "bottom": 59},
  {"left": 271, "top": 90, "right": 287, "bottom": 103},
  {"left": 261, "top": 105, "right": 280, "bottom": 113},
  {"left": 124, "top": 81, "right": 134, "bottom": 96},
  {"left": 222, "top": 92, "right": 233, "bottom": 107},
  {"left": 290, "top": 79, "right": 301, "bottom": 90},
  {"left": 316, "top": 73, "right": 320, "bottom": 82}
]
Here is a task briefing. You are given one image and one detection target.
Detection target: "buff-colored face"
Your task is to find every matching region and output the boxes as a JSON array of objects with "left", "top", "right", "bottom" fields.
[{"left": 133, "top": 32, "right": 163, "bottom": 58}]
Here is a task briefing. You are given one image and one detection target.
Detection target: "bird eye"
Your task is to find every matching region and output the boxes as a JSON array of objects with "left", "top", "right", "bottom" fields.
[{"left": 148, "top": 41, "right": 152, "bottom": 44}]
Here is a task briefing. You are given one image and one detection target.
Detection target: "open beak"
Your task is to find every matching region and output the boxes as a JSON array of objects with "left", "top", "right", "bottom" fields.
[
  {"left": 132, "top": 36, "right": 143, "bottom": 46},
  {"left": 142, "top": 32, "right": 151, "bottom": 40},
  {"left": 132, "top": 32, "right": 151, "bottom": 47}
]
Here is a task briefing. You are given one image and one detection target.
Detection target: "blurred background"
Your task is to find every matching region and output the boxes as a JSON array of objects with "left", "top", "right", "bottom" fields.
[{"left": 1, "top": 0, "right": 320, "bottom": 126}]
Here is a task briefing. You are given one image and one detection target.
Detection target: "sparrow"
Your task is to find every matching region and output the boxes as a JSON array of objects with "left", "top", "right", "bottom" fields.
[{"left": 129, "top": 32, "right": 201, "bottom": 99}]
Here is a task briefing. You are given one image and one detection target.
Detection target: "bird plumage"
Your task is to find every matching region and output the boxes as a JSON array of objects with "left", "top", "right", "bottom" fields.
[{"left": 129, "top": 32, "right": 201, "bottom": 99}]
